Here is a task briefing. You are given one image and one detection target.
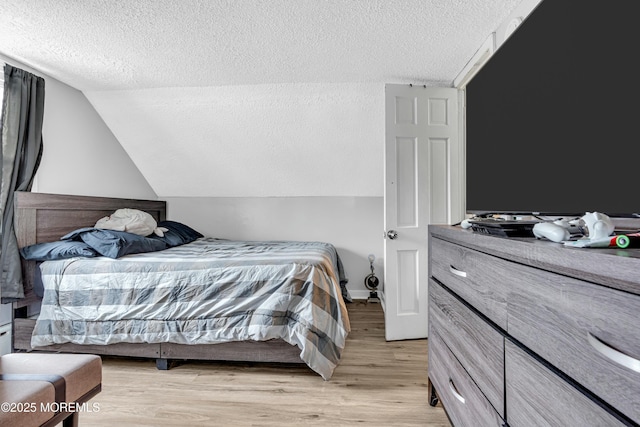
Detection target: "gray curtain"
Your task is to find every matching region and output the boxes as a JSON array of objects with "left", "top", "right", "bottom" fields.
[{"left": 0, "top": 64, "right": 45, "bottom": 301}]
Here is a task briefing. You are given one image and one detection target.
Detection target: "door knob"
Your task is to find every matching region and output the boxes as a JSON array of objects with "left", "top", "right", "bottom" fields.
[{"left": 386, "top": 230, "right": 398, "bottom": 240}]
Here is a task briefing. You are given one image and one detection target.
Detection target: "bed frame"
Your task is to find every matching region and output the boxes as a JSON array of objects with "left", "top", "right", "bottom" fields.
[{"left": 12, "top": 191, "right": 304, "bottom": 369}]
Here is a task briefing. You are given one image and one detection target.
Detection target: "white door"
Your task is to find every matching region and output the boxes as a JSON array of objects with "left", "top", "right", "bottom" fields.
[{"left": 383, "top": 84, "right": 461, "bottom": 341}]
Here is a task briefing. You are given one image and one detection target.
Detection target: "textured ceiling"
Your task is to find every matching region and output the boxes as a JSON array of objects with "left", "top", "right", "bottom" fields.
[
  {"left": 0, "top": 0, "right": 525, "bottom": 198},
  {"left": 0, "top": 0, "right": 521, "bottom": 91}
]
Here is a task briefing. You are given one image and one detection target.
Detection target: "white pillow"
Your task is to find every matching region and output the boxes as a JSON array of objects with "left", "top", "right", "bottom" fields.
[{"left": 95, "top": 208, "right": 166, "bottom": 237}]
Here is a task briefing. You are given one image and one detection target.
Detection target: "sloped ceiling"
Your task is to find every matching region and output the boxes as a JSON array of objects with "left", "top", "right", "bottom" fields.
[{"left": 0, "top": 0, "right": 522, "bottom": 197}]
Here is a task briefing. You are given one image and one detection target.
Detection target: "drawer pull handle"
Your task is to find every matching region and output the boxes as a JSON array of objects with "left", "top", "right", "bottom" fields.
[
  {"left": 448, "top": 378, "right": 466, "bottom": 404},
  {"left": 587, "top": 332, "right": 640, "bottom": 374},
  {"left": 449, "top": 265, "right": 467, "bottom": 278}
]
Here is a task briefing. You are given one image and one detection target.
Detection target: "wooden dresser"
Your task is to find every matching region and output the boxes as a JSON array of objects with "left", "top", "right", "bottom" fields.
[{"left": 427, "top": 225, "right": 640, "bottom": 427}]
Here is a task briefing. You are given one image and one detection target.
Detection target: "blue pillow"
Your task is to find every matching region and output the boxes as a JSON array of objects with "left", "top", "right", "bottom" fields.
[
  {"left": 61, "top": 227, "right": 97, "bottom": 240},
  {"left": 19, "top": 240, "right": 98, "bottom": 261},
  {"left": 61, "top": 228, "right": 167, "bottom": 258},
  {"left": 152, "top": 220, "right": 203, "bottom": 247}
]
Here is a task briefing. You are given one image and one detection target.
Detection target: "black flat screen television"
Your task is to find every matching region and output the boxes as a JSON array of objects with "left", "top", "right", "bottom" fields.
[{"left": 465, "top": 0, "right": 640, "bottom": 218}]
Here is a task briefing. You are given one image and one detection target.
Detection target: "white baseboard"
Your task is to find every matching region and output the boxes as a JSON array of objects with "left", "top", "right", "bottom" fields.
[{"left": 349, "top": 289, "right": 372, "bottom": 300}]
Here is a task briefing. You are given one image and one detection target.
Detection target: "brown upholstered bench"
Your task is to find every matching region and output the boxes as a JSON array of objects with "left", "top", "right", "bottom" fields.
[
  {"left": 0, "top": 380, "right": 56, "bottom": 426},
  {"left": 0, "top": 353, "right": 102, "bottom": 427}
]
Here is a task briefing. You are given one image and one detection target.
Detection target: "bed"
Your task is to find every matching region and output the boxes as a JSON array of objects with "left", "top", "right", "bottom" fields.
[{"left": 12, "top": 191, "right": 350, "bottom": 380}]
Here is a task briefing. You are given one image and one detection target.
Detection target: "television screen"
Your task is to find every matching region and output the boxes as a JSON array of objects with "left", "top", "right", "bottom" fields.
[{"left": 465, "top": 0, "right": 640, "bottom": 217}]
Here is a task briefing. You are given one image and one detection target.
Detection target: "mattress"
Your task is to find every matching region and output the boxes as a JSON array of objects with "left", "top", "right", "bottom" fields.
[{"left": 31, "top": 238, "right": 351, "bottom": 380}]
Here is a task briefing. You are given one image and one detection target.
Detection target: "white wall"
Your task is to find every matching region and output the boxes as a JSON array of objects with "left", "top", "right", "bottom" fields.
[
  {"left": 85, "top": 83, "right": 384, "bottom": 198},
  {"left": 36, "top": 81, "right": 157, "bottom": 199},
  {"left": 0, "top": 55, "right": 157, "bottom": 200},
  {"left": 87, "top": 82, "right": 387, "bottom": 298},
  {"left": 2, "top": 59, "right": 384, "bottom": 297}
]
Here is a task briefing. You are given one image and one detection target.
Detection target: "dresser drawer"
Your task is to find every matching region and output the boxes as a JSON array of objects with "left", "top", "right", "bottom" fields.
[
  {"left": 429, "top": 279, "right": 504, "bottom": 416},
  {"left": 507, "top": 262, "right": 640, "bottom": 423},
  {"left": 428, "top": 329, "right": 503, "bottom": 427},
  {"left": 430, "top": 237, "right": 508, "bottom": 329},
  {"left": 506, "top": 340, "right": 626, "bottom": 427}
]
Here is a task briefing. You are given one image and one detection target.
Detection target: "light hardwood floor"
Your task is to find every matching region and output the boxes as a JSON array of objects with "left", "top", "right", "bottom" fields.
[{"left": 79, "top": 300, "right": 451, "bottom": 426}]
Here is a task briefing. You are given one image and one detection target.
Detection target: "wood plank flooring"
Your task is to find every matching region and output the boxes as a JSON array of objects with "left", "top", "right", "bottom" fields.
[{"left": 79, "top": 300, "right": 451, "bottom": 426}]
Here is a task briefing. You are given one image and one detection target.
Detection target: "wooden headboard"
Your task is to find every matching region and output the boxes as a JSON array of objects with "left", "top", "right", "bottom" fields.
[{"left": 14, "top": 191, "right": 167, "bottom": 307}]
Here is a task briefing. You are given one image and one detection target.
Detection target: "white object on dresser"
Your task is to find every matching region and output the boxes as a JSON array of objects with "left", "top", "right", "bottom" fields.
[{"left": 428, "top": 225, "right": 640, "bottom": 426}]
